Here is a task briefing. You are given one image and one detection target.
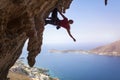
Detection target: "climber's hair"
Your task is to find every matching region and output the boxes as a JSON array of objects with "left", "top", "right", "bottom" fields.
[{"left": 69, "top": 20, "right": 73, "bottom": 24}]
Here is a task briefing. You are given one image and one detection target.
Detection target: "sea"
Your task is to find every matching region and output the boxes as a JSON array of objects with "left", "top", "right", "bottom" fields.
[{"left": 21, "top": 43, "right": 120, "bottom": 80}]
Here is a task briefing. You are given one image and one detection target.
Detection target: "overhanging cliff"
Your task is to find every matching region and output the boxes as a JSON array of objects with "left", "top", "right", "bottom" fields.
[{"left": 0, "top": 0, "right": 72, "bottom": 80}]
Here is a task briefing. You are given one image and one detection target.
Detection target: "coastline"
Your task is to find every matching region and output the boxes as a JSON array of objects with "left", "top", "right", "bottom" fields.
[
  {"left": 8, "top": 58, "right": 59, "bottom": 80},
  {"left": 49, "top": 49, "right": 120, "bottom": 57}
]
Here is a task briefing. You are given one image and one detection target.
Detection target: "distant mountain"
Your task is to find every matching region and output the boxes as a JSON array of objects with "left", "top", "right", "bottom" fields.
[
  {"left": 91, "top": 40, "right": 120, "bottom": 56},
  {"left": 49, "top": 40, "right": 120, "bottom": 56}
]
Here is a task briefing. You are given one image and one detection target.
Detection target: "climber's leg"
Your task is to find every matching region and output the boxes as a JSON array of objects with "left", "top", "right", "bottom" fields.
[
  {"left": 51, "top": 8, "right": 59, "bottom": 22},
  {"left": 45, "top": 20, "right": 54, "bottom": 25},
  {"left": 45, "top": 8, "right": 61, "bottom": 30}
]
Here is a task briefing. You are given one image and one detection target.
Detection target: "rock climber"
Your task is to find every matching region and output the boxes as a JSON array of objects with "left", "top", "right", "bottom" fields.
[{"left": 45, "top": 8, "right": 76, "bottom": 42}]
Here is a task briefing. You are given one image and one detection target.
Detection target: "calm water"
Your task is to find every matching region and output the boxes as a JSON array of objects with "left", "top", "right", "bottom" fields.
[{"left": 22, "top": 44, "right": 120, "bottom": 80}]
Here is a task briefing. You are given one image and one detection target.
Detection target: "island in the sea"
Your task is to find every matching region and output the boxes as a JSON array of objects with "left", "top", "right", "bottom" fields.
[{"left": 49, "top": 40, "right": 120, "bottom": 56}]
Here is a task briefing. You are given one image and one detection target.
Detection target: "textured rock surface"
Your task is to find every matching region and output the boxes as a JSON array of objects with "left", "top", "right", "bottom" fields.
[
  {"left": 0, "top": 0, "right": 73, "bottom": 80},
  {"left": 9, "top": 59, "right": 59, "bottom": 80}
]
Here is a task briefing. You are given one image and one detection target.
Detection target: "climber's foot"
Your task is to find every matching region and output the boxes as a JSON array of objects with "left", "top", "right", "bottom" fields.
[{"left": 56, "top": 26, "right": 60, "bottom": 30}]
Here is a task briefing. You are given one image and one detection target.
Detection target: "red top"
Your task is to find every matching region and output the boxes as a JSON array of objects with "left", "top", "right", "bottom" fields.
[{"left": 58, "top": 18, "right": 70, "bottom": 30}]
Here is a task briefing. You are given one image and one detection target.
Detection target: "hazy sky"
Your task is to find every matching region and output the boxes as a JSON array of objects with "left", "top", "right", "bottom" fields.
[{"left": 43, "top": 0, "right": 120, "bottom": 45}]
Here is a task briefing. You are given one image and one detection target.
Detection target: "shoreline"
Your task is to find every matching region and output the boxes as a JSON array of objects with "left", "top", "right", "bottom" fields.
[
  {"left": 49, "top": 49, "right": 120, "bottom": 57},
  {"left": 9, "top": 58, "right": 59, "bottom": 80}
]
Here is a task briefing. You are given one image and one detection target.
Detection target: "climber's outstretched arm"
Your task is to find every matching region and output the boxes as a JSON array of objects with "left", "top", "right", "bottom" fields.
[
  {"left": 66, "top": 29, "right": 76, "bottom": 42},
  {"left": 58, "top": 10, "right": 66, "bottom": 19}
]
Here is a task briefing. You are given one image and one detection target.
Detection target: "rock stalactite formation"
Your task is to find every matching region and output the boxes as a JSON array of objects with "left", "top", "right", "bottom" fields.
[{"left": 0, "top": 0, "right": 73, "bottom": 80}]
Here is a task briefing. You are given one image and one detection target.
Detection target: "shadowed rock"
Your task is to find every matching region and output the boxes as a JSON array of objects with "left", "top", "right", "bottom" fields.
[{"left": 0, "top": 0, "right": 72, "bottom": 80}]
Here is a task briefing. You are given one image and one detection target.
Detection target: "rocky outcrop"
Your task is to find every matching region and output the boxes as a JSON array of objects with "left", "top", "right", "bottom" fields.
[
  {"left": 0, "top": 0, "right": 73, "bottom": 80},
  {"left": 9, "top": 59, "right": 59, "bottom": 80}
]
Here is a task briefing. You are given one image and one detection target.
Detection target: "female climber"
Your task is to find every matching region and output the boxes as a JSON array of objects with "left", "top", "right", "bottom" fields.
[{"left": 45, "top": 8, "right": 76, "bottom": 42}]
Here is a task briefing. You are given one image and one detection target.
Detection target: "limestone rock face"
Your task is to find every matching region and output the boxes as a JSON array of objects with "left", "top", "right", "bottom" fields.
[{"left": 0, "top": 0, "right": 72, "bottom": 80}]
